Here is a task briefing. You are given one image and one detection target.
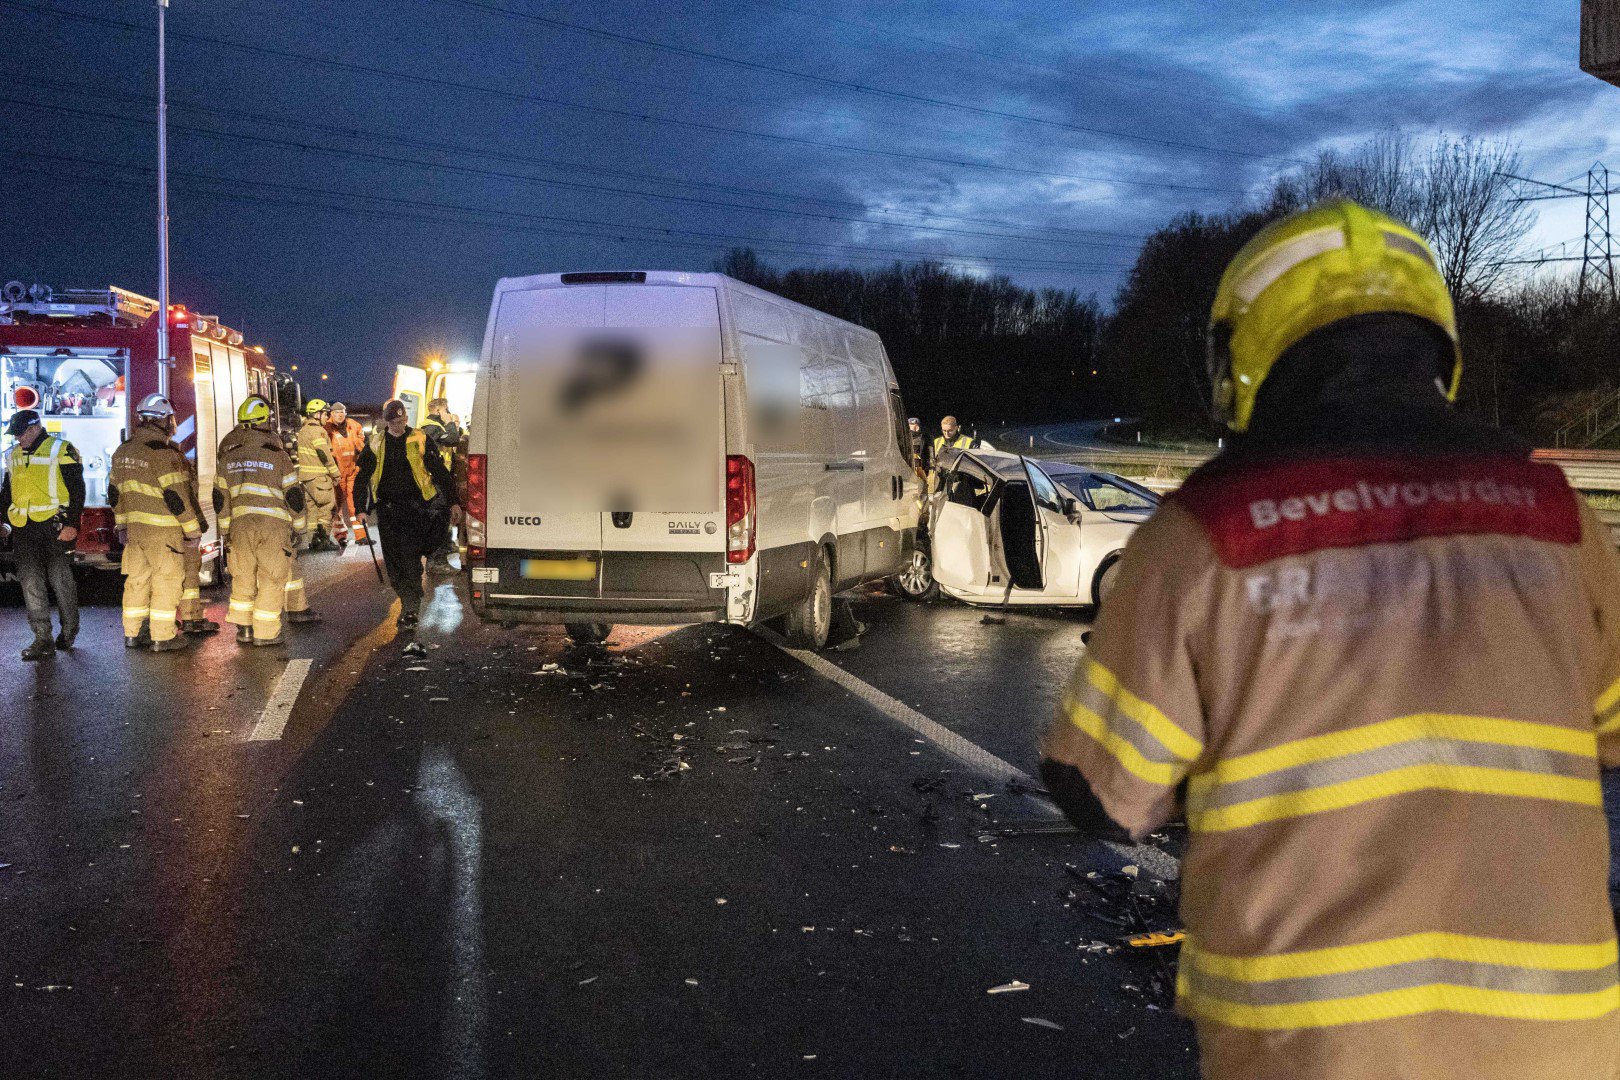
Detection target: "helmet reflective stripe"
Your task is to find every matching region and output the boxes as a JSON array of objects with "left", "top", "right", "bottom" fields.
[
  {"left": 1233, "top": 226, "right": 1347, "bottom": 305},
  {"left": 136, "top": 393, "right": 176, "bottom": 419},
  {"left": 1208, "top": 199, "right": 1459, "bottom": 433},
  {"left": 238, "top": 396, "right": 271, "bottom": 425}
]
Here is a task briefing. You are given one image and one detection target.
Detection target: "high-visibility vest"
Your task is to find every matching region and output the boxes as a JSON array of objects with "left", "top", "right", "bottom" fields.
[
  {"left": 419, "top": 416, "right": 456, "bottom": 468},
  {"left": 933, "top": 434, "right": 975, "bottom": 456},
  {"left": 6, "top": 434, "right": 75, "bottom": 526},
  {"left": 366, "top": 428, "right": 438, "bottom": 504}
]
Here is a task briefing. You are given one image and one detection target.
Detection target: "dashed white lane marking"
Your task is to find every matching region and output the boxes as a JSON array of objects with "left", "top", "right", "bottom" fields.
[
  {"left": 248, "top": 658, "right": 314, "bottom": 742},
  {"left": 761, "top": 629, "right": 1180, "bottom": 880}
]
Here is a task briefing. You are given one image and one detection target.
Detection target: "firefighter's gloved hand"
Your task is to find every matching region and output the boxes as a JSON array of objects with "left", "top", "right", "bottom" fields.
[{"left": 115, "top": 526, "right": 128, "bottom": 547}]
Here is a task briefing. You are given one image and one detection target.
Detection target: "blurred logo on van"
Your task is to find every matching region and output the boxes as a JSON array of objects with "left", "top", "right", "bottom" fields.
[{"left": 668, "top": 520, "right": 702, "bottom": 535}]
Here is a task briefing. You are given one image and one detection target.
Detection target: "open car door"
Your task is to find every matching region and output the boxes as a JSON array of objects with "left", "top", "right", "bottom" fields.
[
  {"left": 1023, "top": 458, "right": 1084, "bottom": 599},
  {"left": 930, "top": 455, "right": 996, "bottom": 593},
  {"left": 997, "top": 473, "right": 1044, "bottom": 592}
]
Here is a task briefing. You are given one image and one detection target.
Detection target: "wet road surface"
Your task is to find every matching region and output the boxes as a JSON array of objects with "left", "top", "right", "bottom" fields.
[{"left": 3, "top": 549, "right": 1198, "bottom": 1079}]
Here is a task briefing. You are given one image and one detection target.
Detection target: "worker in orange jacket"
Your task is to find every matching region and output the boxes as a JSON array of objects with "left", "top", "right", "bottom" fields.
[{"left": 324, "top": 402, "right": 367, "bottom": 543}]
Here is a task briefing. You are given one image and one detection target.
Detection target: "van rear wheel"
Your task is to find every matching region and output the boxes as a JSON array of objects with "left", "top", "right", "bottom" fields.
[
  {"left": 565, "top": 622, "right": 612, "bottom": 646},
  {"left": 784, "top": 553, "right": 832, "bottom": 650}
]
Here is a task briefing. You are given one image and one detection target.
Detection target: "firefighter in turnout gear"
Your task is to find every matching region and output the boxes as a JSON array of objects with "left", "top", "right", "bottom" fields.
[
  {"left": 296, "top": 398, "right": 342, "bottom": 552},
  {"left": 109, "top": 394, "right": 203, "bottom": 651},
  {"left": 173, "top": 443, "right": 219, "bottom": 637},
  {"left": 1040, "top": 201, "right": 1620, "bottom": 1080},
  {"left": 2, "top": 409, "right": 85, "bottom": 660},
  {"left": 215, "top": 396, "right": 305, "bottom": 646}
]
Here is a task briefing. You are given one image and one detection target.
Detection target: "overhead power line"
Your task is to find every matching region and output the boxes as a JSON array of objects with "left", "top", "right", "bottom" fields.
[
  {"left": 424, "top": 0, "right": 1301, "bottom": 165},
  {"left": 8, "top": 64, "right": 1145, "bottom": 243},
  {"left": 2, "top": 146, "right": 1135, "bottom": 272},
  {"left": 1, "top": 0, "right": 1253, "bottom": 197},
  {"left": 0, "top": 89, "right": 1143, "bottom": 252}
]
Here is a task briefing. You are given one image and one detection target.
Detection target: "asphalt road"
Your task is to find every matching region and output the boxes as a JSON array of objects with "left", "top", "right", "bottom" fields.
[{"left": 1, "top": 549, "right": 1199, "bottom": 1080}]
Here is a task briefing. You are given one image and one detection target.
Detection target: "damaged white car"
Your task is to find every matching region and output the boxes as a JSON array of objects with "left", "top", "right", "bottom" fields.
[{"left": 892, "top": 448, "right": 1159, "bottom": 607}]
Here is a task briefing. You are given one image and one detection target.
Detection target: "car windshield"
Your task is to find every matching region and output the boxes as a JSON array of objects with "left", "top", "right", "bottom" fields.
[{"left": 1074, "top": 473, "right": 1158, "bottom": 512}]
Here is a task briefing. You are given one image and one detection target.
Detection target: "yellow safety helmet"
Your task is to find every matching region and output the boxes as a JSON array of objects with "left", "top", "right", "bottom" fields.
[
  {"left": 1207, "top": 199, "right": 1461, "bottom": 432},
  {"left": 304, "top": 398, "right": 328, "bottom": 417},
  {"left": 238, "top": 395, "right": 272, "bottom": 426}
]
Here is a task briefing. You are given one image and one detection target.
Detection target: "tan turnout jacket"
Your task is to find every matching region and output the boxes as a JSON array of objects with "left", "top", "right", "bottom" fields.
[
  {"left": 214, "top": 427, "right": 304, "bottom": 537},
  {"left": 1044, "top": 447, "right": 1620, "bottom": 1080},
  {"left": 109, "top": 422, "right": 203, "bottom": 539}
]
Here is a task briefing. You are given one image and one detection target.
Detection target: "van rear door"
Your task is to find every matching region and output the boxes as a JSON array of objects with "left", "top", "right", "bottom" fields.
[
  {"left": 482, "top": 285, "right": 605, "bottom": 598},
  {"left": 595, "top": 285, "right": 725, "bottom": 559}
]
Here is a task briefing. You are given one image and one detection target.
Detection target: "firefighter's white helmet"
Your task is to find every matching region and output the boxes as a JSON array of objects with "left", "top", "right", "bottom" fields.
[{"left": 136, "top": 393, "right": 177, "bottom": 420}]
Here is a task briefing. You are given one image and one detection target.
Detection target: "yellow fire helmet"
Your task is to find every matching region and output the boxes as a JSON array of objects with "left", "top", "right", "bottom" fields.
[
  {"left": 304, "top": 398, "right": 329, "bottom": 417},
  {"left": 1207, "top": 199, "right": 1462, "bottom": 432},
  {"left": 238, "top": 395, "right": 272, "bottom": 426}
]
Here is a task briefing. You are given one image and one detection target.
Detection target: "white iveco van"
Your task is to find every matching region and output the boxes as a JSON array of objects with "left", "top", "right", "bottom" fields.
[{"left": 464, "top": 271, "right": 919, "bottom": 649}]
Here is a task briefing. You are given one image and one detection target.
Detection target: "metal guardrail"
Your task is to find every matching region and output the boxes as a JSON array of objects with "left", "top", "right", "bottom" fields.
[{"left": 1022, "top": 444, "right": 1620, "bottom": 494}]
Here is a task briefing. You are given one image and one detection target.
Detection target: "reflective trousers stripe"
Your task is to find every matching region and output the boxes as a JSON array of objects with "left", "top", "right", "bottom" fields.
[{"left": 122, "top": 511, "right": 183, "bottom": 528}]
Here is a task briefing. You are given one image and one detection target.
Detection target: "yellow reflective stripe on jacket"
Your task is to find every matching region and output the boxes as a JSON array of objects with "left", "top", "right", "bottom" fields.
[
  {"left": 1179, "top": 933, "right": 1620, "bottom": 1030},
  {"left": 1184, "top": 714, "right": 1601, "bottom": 833},
  {"left": 119, "top": 480, "right": 167, "bottom": 498},
  {"left": 7, "top": 436, "right": 69, "bottom": 525},
  {"left": 122, "top": 510, "right": 184, "bottom": 528},
  {"left": 229, "top": 482, "right": 284, "bottom": 500},
  {"left": 1596, "top": 676, "right": 1620, "bottom": 735},
  {"left": 1059, "top": 657, "right": 1204, "bottom": 787},
  {"left": 235, "top": 506, "right": 293, "bottom": 522}
]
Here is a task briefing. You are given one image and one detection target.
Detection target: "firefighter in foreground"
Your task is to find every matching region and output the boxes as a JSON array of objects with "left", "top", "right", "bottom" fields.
[
  {"left": 215, "top": 396, "right": 305, "bottom": 646},
  {"left": 2, "top": 409, "right": 83, "bottom": 660},
  {"left": 354, "top": 399, "right": 460, "bottom": 629},
  {"left": 109, "top": 395, "right": 204, "bottom": 652},
  {"left": 1041, "top": 201, "right": 1620, "bottom": 1079},
  {"left": 295, "top": 398, "right": 342, "bottom": 552},
  {"left": 323, "top": 401, "right": 366, "bottom": 544}
]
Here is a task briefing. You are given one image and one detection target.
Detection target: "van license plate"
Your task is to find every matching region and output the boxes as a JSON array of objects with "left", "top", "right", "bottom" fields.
[{"left": 521, "top": 558, "right": 597, "bottom": 582}]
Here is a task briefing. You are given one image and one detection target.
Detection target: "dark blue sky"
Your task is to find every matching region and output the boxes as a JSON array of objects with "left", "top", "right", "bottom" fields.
[{"left": 1, "top": 0, "right": 1612, "bottom": 399}]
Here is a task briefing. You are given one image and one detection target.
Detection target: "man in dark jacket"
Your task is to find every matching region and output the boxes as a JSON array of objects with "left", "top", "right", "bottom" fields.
[
  {"left": 2, "top": 409, "right": 84, "bottom": 659},
  {"left": 354, "top": 399, "right": 461, "bottom": 629}
]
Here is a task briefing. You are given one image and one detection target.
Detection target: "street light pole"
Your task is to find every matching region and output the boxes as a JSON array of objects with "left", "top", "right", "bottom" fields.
[{"left": 156, "top": 0, "right": 171, "bottom": 398}]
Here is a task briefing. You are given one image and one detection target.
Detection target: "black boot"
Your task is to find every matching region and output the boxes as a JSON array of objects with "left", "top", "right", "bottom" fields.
[
  {"left": 54, "top": 628, "right": 77, "bottom": 651},
  {"left": 150, "top": 636, "right": 190, "bottom": 653},
  {"left": 287, "top": 608, "right": 323, "bottom": 625},
  {"left": 235, "top": 625, "right": 253, "bottom": 645},
  {"left": 182, "top": 618, "right": 221, "bottom": 635},
  {"left": 252, "top": 631, "right": 286, "bottom": 647},
  {"left": 21, "top": 634, "right": 55, "bottom": 661}
]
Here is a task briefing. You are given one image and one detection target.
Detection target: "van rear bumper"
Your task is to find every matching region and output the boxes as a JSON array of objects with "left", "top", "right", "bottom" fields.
[
  {"left": 469, "top": 547, "right": 728, "bottom": 626},
  {"left": 470, "top": 595, "right": 727, "bottom": 627}
]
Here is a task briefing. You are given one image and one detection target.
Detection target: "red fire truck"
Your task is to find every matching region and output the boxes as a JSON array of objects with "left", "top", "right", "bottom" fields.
[{"left": 0, "top": 282, "right": 296, "bottom": 582}]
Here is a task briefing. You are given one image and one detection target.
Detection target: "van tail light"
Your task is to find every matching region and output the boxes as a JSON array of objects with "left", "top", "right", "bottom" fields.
[
  {"left": 78, "top": 507, "right": 117, "bottom": 553},
  {"left": 725, "top": 455, "right": 755, "bottom": 564},
  {"left": 467, "top": 453, "right": 486, "bottom": 548}
]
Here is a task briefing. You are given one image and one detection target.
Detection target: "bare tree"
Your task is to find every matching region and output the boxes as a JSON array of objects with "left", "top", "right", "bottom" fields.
[
  {"left": 1422, "top": 135, "right": 1535, "bottom": 299},
  {"left": 1270, "top": 132, "right": 1535, "bottom": 299}
]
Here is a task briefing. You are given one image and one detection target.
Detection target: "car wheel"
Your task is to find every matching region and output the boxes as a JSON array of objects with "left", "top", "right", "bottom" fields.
[
  {"left": 565, "top": 622, "right": 612, "bottom": 646},
  {"left": 784, "top": 550, "right": 833, "bottom": 650},
  {"left": 1093, "top": 556, "right": 1122, "bottom": 607},
  {"left": 889, "top": 547, "right": 939, "bottom": 602}
]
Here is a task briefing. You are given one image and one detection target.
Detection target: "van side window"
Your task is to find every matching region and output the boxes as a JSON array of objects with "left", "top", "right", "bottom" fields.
[{"left": 888, "top": 389, "right": 911, "bottom": 466}]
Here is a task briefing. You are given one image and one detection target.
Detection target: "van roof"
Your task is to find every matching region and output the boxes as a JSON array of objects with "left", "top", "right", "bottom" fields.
[{"left": 491, "top": 271, "right": 882, "bottom": 343}]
